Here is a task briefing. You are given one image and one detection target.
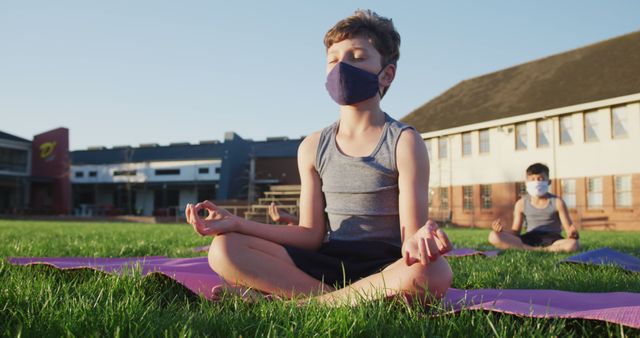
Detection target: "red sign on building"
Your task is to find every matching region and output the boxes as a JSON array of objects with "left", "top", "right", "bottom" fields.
[{"left": 31, "top": 128, "right": 71, "bottom": 214}]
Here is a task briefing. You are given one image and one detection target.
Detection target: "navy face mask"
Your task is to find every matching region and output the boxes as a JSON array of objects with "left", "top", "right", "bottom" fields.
[{"left": 325, "top": 62, "right": 385, "bottom": 105}]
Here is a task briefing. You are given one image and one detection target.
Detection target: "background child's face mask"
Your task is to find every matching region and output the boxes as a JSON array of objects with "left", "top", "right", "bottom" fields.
[{"left": 526, "top": 181, "right": 549, "bottom": 197}]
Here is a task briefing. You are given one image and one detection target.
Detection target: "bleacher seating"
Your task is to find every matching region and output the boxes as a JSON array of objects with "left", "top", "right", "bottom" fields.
[{"left": 244, "top": 185, "right": 300, "bottom": 223}]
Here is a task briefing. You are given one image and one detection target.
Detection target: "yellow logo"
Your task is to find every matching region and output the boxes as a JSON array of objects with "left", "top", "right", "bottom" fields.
[{"left": 40, "top": 142, "right": 57, "bottom": 159}]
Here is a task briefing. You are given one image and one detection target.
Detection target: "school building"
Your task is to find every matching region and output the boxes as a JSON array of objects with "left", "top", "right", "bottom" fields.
[
  {"left": 402, "top": 31, "right": 640, "bottom": 230},
  {"left": 0, "top": 128, "right": 71, "bottom": 215},
  {"left": 0, "top": 128, "right": 301, "bottom": 217}
]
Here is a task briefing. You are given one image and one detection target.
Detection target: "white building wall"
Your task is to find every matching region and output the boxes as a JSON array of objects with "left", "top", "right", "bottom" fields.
[
  {"left": 71, "top": 159, "right": 222, "bottom": 184},
  {"left": 426, "top": 99, "right": 640, "bottom": 187}
]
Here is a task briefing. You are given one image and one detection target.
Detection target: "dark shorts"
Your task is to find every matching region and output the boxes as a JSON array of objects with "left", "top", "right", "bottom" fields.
[
  {"left": 519, "top": 231, "right": 564, "bottom": 247},
  {"left": 284, "top": 240, "right": 402, "bottom": 288}
]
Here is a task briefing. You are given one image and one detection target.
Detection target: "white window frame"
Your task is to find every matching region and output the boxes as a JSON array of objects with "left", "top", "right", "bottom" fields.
[
  {"left": 559, "top": 115, "right": 573, "bottom": 145},
  {"left": 515, "top": 123, "right": 527, "bottom": 150},
  {"left": 479, "top": 129, "right": 490, "bottom": 154},
  {"left": 561, "top": 179, "right": 576, "bottom": 209},
  {"left": 614, "top": 175, "right": 632, "bottom": 208},
  {"left": 584, "top": 111, "right": 599, "bottom": 143},
  {"left": 611, "top": 106, "right": 628, "bottom": 139},
  {"left": 587, "top": 177, "right": 603, "bottom": 209}
]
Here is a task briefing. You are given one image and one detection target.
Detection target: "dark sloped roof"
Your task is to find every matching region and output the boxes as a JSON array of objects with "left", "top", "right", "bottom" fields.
[
  {"left": 401, "top": 31, "right": 640, "bottom": 133},
  {"left": 71, "top": 144, "right": 228, "bottom": 165},
  {"left": 252, "top": 139, "right": 302, "bottom": 158},
  {"left": 0, "top": 130, "right": 31, "bottom": 143}
]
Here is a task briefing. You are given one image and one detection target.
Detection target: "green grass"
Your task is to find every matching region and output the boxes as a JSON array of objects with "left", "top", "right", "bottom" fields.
[{"left": 1, "top": 220, "right": 639, "bottom": 337}]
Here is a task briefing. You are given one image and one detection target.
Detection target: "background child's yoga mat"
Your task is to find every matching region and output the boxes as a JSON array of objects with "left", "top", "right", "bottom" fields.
[
  {"left": 560, "top": 247, "right": 640, "bottom": 273},
  {"left": 7, "top": 255, "right": 640, "bottom": 328}
]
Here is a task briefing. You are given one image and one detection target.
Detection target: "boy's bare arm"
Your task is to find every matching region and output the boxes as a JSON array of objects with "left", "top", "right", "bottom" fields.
[
  {"left": 509, "top": 198, "right": 524, "bottom": 235},
  {"left": 187, "top": 133, "right": 326, "bottom": 250},
  {"left": 556, "top": 197, "right": 579, "bottom": 239},
  {"left": 237, "top": 132, "right": 326, "bottom": 249},
  {"left": 396, "top": 128, "right": 452, "bottom": 263},
  {"left": 396, "top": 129, "right": 428, "bottom": 241}
]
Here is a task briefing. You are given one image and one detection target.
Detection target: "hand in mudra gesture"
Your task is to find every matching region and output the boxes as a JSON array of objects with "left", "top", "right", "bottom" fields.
[
  {"left": 402, "top": 220, "right": 453, "bottom": 266},
  {"left": 185, "top": 200, "right": 239, "bottom": 237}
]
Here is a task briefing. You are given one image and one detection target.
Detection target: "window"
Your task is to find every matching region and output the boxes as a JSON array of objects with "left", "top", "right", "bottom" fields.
[
  {"left": 515, "top": 123, "right": 527, "bottom": 150},
  {"left": 155, "top": 169, "right": 180, "bottom": 176},
  {"left": 480, "top": 185, "right": 492, "bottom": 209},
  {"left": 89, "top": 171, "right": 97, "bottom": 177},
  {"left": 0, "top": 148, "right": 28, "bottom": 173},
  {"left": 75, "top": 171, "right": 84, "bottom": 178},
  {"left": 559, "top": 115, "right": 573, "bottom": 145},
  {"left": 438, "top": 138, "right": 448, "bottom": 159},
  {"left": 561, "top": 179, "right": 576, "bottom": 209},
  {"left": 479, "top": 129, "right": 490, "bottom": 154},
  {"left": 425, "top": 139, "right": 432, "bottom": 160},
  {"left": 587, "top": 177, "right": 603, "bottom": 209},
  {"left": 154, "top": 189, "right": 179, "bottom": 209},
  {"left": 113, "top": 170, "right": 136, "bottom": 176},
  {"left": 584, "top": 111, "right": 599, "bottom": 142},
  {"left": 215, "top": 167, "right": 221, "bottom": 174},
  {"left": 463, "top": 186, "right": 474, "bottom": 210},
  {"left": 536, "top": 119, "right": 551, "bottom": 148},
  {"left": 462, "top": 132, "right": 472, "bottom": 156},
  {"left": 197, "top": 187, "right": 217, "bottom": 202},
  {"left": 516, "top": 182, "right": 527, "bottom": 198},
  {"left": 614, "top": 175, "right": 632, "bottom": 208},
  {"left": 439, "top": 187, "right": 449, "bottom": 209},
  {"left": 611, "top": 106, "right": 628, "bottom": 139},
  {"left": 198, "top": 167, "right": 209, "bottom": 174}
]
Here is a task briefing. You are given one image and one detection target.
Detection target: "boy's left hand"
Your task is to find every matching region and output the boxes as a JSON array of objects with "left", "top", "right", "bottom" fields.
[
  {"left": 566, "top": 224, "right": 579, "bottom": 239},
  {"left": 402, "top": 220, "right": 452, "bottom": 266},
  {"left": 186, "top": 201, "right": 238, "bottom": 237}
]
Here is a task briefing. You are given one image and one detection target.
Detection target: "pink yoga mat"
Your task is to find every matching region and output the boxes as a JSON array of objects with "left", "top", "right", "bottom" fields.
[
  {"left": 8, "top": 256, "right": 223, "bottom": 299},
  {"left": 6, "top": 256, "right": 640, "bottom": 328}
]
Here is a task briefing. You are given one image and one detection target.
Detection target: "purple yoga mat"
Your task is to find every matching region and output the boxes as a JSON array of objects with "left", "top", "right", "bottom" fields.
[
  {"left": 193, "top": 245, "right": 500, "bottom": 258},
  {"left": 8, "top": 256, "right": 223, "bottom": 299},
  {"left": 444, "top": 288, "right": 640, "bottom": 329},
  {"left": 6, "top": 255, "right": 640, "bottom": 328},
  {"left": 560, "top": 247, "right": 640, "bottom": 273}
]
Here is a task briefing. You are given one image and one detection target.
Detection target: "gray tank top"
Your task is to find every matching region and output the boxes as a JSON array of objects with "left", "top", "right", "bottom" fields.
[
  {"left": 315, "top": 113, "right": 413, "bottom": 247},
  {"left": 523, "top": 195, "right": 562, "bottom": 234}
]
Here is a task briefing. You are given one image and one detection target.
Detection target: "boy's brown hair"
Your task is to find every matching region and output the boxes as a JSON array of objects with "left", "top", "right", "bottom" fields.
[{"left": 324, "top": 9, "right": 401, "bottom": 67}]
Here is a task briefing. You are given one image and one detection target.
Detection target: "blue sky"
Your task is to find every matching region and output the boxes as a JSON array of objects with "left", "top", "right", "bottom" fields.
[{"left": 1, "top": 1, "right": 639, "bottom": 150}]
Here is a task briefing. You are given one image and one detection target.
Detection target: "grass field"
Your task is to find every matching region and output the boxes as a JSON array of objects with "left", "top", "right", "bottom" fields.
[{"left": 1, "top": 220, "right": 639, "bottom": 337}]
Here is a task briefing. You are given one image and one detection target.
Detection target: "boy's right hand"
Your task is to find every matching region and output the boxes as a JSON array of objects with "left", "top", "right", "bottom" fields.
[
  {"left": 268, "top": 202, "right": 297, "bottom": 224},
  {"left": 491, "top": 219, "right": 503, "bottom": 232},
  {"left": 186, "top": 201, "right": 239, "bottom": 237}
]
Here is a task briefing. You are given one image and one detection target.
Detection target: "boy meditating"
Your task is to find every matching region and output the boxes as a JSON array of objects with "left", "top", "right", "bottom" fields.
[
  {"left": 185, "top": 9, "right": 453, "bottom": 305},
  {"left": 488, "top": 163, "right": 580, "bottom": 253}
]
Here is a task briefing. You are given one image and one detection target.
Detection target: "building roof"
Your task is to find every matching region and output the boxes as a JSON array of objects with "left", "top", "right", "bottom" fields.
[
  {"left": 71, "top": 143, "right": 228, "bottom": 165},
  {"left": 0, "top": 130, "right": 31, "bottom": 144},
  {"left": 401, "top": 31, "right": 640, "bottom": 133},
  {"left": 252, "top": 139, "right": 302, "bottom": 158},
  {"left": 71, "top": 138, "right": 303, "bottom": 165}
]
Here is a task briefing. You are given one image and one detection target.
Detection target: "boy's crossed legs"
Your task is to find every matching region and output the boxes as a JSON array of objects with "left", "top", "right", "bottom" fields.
[
  {"left": 208, "top": 232, "right": 452, "bottom": 305},
  {"left": 488, "top": 229, "right": 579, "bottom": 253}
]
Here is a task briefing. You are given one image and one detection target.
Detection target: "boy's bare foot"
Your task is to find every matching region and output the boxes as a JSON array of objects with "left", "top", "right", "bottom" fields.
[{"left": 211, "top": 280, "right": 271, "bottom": 302}]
